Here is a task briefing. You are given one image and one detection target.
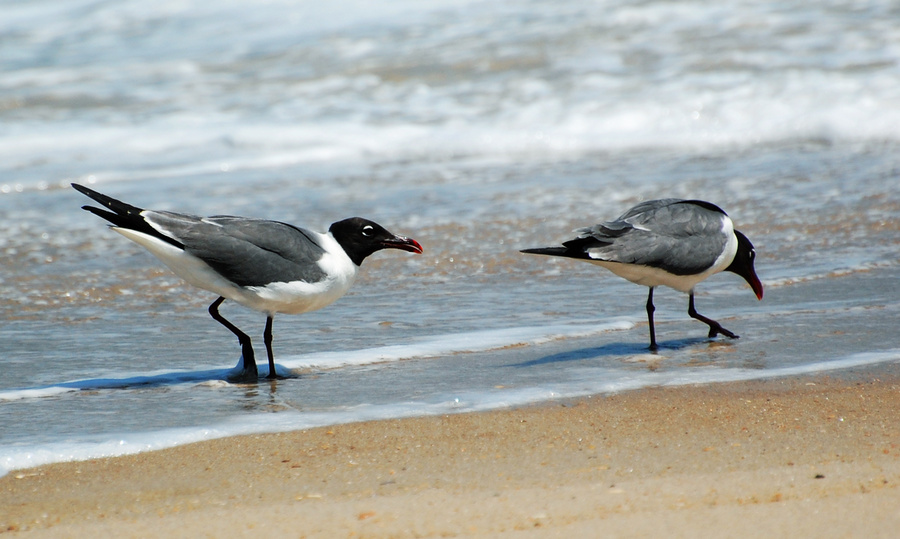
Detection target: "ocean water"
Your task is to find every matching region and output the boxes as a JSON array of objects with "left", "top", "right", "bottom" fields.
[{"left": 1, "top": 0, "right": 899, "bottom": 476}]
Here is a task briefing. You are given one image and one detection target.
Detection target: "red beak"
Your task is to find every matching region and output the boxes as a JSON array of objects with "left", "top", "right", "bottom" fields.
[
  {"left": 749, "top": 272, "right": 764, "bottom": 300},
  {"left": 383, "top": 235, "right": 423, "bottom": 254}
]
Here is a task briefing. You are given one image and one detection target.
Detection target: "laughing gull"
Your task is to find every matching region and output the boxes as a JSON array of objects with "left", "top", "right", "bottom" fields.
[
  {"left": 522, "top": 199, "right": 763, "bottom": 350},
  {"left": 73, "top": 183, "right": 423, "bottom": 380}
]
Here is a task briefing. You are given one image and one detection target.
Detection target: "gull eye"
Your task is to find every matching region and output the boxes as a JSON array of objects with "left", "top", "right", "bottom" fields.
[{"left": 361, "top": 225, "right": 374, "bottom": 237}]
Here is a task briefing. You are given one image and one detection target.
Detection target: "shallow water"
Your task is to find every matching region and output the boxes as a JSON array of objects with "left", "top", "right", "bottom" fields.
[{"left": 1, "top": 0, "right": 899, "bottom": 475}]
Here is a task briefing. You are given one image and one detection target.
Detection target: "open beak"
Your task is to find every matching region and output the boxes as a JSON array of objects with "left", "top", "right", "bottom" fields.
[{"left": 383, "top": 235, "right": 423, "bottom": 254}]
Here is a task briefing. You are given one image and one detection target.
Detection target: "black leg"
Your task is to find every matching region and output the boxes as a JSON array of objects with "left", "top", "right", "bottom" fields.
[
  {"left": 208, "top": 297, "right": 258, "bottom": 379},
  {"left": 687, "top": 292, "right": 738, "bottom": 340},
  {"left": 646, "top": 287, "right": 658, "bottom": 351},
  {"left": 263, "top": 315, "right": 277, "bottom": 379}
]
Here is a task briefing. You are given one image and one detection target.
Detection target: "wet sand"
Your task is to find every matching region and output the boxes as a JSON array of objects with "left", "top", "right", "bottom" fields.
[{"left": 3, "top": 372, "right": 899, "bottom": 538}]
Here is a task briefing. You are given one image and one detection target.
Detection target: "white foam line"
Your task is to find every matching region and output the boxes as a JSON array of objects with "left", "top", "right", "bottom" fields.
[
  {"left": 0, "top": 321, "right": 633, "bottom": 401},
  {"left": 2, "top": 349, "right": 897, "bottom": 477},
  {"left": 276, "top": 321, "right": 634, "bottom": 371},
  {"left": 0, "top": 368, "right": 235, "bottom": 402},
  {"left": 658, "top": 349, "right": 900, "bottom": 388}
]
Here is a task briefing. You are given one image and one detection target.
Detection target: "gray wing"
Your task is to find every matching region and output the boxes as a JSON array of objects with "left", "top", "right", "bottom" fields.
[
  {"left": 144, "top": 211, "right": 328, "bottom": 287},
  {"left": 566, "top": 199, "right": 729, "bottom": 275}
]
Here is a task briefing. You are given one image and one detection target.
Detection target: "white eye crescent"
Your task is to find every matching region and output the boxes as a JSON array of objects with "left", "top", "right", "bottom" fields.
[{"left": 362, "top": 225, "right": 374, "bottom": 237}]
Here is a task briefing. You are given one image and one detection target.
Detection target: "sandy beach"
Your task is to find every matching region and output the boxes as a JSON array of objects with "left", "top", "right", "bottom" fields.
[{"left": 3, "top": 371, "right": 899, "bottom": 538}]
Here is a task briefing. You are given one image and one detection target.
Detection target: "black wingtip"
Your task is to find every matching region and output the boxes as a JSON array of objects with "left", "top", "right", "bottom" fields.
[
  {"left": 71, "top": 182, "right": 91, "bottom": 195},
  {"left": 72, "top": 183, "right": 145, "bottom": 217},
  {"left": 72, "top": 183, "right": 183, "bottom": 248},
  {"left": 80, "top": 204, "right": 120, "bottom": 223},
  {"left": 521, "top": 247, "right": 568, "bottom": 256}
]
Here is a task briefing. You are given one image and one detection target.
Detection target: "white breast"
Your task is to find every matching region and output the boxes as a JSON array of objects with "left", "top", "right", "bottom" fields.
[{"left": 245, "top": 232, "right": 359, "bottom": 315}]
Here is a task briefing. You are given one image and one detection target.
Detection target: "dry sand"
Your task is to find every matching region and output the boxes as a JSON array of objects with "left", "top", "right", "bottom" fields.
[{"left": 3, "top": 372, "right": 899, "bottom": 538}]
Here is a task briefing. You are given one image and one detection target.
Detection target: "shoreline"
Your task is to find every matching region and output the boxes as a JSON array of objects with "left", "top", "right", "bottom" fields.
[{"left": 3, "top": 372, "right": 900, "bottom": 537}]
